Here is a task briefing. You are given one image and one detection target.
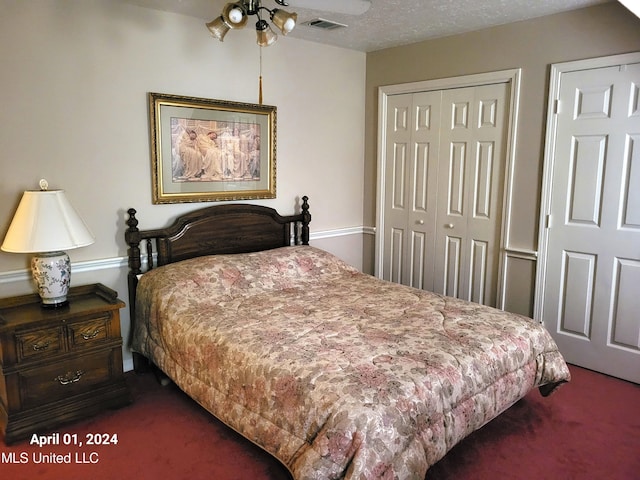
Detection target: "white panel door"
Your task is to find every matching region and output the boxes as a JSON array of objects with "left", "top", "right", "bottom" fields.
[
  {"left": 381, "top": 84, "right": 508, "bottom": 306},
  {"left": 539, "top": 57, "right": 640, "bottom": 383},
  {"left": 434, "top": 84, "right": 508, "bottom": 305},
  {"left": 382, "top": 91, "right": 441, "bottom": 288}
]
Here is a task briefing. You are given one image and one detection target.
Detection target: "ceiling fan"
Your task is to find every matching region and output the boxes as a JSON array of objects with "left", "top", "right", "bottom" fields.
[
  {"left": 286, "top": 0, "right": 371, "bottom": 16},
  {"left": 206, "top": 0, "right": 371, "bottom": 46},
  {"left": 204, "top": 0, "right": 371, "bottom": 103}
]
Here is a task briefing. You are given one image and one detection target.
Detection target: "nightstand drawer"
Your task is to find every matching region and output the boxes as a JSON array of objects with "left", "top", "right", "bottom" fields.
[
  {"left": 0, "top": 283, "right": 131, "bottom": 444},
  {"left": 15, "top": 327, "right": 64, "bottom": 362},
  {"left": 19, "top": 349, "right": 120, "bottom": 408},
  {"left": 68, "top": 314, "right": 112, "bottom": 349}
]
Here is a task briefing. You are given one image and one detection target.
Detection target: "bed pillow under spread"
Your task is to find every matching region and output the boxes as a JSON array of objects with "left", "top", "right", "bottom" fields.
[{"left": 139, "top": 245, "right": 359, "bottom": 299}]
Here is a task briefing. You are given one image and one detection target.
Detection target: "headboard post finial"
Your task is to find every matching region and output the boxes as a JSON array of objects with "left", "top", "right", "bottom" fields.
[
  {"left": 125, "top": 208, "right": 144, "bottom": 339},
  {"left": 125, "top": 208, "right": 142, "bottom": 276},
  {"left": 301, "top": 196, "right": 311, "bottom": 245}
]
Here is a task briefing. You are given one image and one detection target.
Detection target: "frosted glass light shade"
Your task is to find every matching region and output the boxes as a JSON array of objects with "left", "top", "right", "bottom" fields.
[
  {"left": 206, "top": 17, "right": 231, "bottom": 41},
  {"left": 1, "top": 189, "right": 94, "bottom": 254},
  {"left": 256, "top": 20, "right": 277, "bottom": 46},
  {"left": 271, "top": 9, "right": 297, "bottom": 35}
]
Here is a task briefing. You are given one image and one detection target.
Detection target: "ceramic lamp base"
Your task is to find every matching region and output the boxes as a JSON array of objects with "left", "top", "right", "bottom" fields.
[{"left": 31, "top": 251, "right": 71, "bottom": 308}]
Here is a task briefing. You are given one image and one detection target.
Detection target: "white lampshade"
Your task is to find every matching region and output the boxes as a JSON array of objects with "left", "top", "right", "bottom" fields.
[
  {"left": 1, "top": 189, "right": 94, "bottom": 253},
  {"left": 2, "top": 184, "right": 94, "bottom": 308}
]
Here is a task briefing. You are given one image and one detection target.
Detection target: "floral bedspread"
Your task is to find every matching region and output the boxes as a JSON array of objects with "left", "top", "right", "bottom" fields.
[{"left": 133, "top": 246, "right": 570, "bottom": 479}]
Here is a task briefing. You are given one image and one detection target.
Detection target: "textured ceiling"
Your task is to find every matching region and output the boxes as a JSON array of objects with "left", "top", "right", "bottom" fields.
[{"left": 120, "top": 0, "right": 613, "bottom": 52}]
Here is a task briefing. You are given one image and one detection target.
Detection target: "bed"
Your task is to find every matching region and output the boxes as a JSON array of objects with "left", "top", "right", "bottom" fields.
[{"left": 125, "top": 196, "right": 570, "bottom": 480}]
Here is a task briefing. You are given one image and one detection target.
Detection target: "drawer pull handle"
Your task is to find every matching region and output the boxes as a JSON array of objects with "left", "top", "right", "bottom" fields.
[
  {"left": 32, "top": 341, "right": 51, "bottom": 351},
  {"left": 55, "top": 370, "right": 85, "bottom": 385},
  {"left": 81, "top": 329, "right": 102, "bottom": 340}
]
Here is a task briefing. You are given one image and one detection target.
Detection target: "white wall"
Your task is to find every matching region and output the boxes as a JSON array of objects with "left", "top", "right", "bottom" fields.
[{"left": 0, "top": 0, "right": 366, "bottom": 370}]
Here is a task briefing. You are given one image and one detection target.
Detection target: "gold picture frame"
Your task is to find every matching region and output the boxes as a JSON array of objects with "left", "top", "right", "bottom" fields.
[{"left": 148, "top": 92, "right": 276, "bottom": 204}]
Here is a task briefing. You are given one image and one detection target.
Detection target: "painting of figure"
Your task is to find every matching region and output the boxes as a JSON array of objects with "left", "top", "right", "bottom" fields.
[{"left": 171, "top": 118, "right": 261, "bottom": 183}]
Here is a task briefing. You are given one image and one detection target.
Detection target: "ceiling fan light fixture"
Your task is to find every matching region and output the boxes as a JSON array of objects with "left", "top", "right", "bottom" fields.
[
  {"left": 206, "top": 16, "right": 231, "bottom": 41},
  {"left": 206, "top": 1, "right": 296, "bottom": 47},
  {"left": 271, "top": 9, "right": 297, "bottom": 35},
  {"left": 255, "top": 19, "right": 278, "bottom": 46}
]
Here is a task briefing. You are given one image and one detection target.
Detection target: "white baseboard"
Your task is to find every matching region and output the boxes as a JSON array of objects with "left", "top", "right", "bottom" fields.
[{"left": 123, "top": 358, "right": 134, "bottom": 372}]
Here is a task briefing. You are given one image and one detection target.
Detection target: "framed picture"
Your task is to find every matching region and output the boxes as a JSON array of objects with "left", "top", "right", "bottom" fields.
[{"left": 148, "top": 92, "right": 276, "bottom": 204}]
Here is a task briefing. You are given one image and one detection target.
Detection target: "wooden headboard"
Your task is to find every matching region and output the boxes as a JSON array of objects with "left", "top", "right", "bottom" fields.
[{"left": 124, "top": 196, "right": 311, "bottom": 342}]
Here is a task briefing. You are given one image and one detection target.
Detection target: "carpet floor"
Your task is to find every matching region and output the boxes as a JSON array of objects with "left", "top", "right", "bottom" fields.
[{"left": 1, "top": 364, "right": 638, "bottom": 479}]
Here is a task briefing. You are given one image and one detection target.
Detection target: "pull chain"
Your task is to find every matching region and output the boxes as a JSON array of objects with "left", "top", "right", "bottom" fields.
[{"left": 259, "top": 46, "right": 263, "bottom": 105}]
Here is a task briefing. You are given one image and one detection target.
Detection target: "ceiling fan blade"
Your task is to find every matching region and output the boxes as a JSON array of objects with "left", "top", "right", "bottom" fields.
[{"left": 286, "top": 0, "right": 371, "bottom": 16}]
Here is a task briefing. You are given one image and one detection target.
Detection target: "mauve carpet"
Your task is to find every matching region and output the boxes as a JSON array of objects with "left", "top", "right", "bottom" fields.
[{"left": 1, "top": 364, "right": 638, "bottom": 480}]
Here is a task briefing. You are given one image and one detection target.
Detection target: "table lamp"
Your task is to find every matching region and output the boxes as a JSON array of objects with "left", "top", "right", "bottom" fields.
[{"left": 1, "top": 179, "right": 95, "bottom": 308}]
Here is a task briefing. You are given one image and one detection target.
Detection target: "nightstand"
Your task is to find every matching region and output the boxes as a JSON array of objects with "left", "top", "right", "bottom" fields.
[{"left": 0, "top": 283, "right": 132, "bottom": 444}]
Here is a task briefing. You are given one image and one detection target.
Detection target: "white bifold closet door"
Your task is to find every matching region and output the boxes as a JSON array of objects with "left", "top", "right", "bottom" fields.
[{"left": 381, "top": 83, "right": 508, "bottom": 307}]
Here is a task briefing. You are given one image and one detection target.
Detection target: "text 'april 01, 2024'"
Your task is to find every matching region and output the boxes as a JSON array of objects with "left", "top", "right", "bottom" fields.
[{"left": 2, "top": 432, "right": 119, "bottom": 465}]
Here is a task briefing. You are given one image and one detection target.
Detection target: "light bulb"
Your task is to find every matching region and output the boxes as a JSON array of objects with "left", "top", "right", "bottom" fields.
[
  {"left": 282, "top": 18, "right": 295, "bottom": 33},
  {"left": 228, "top": 7, "right": 244, "bottom": 24}
]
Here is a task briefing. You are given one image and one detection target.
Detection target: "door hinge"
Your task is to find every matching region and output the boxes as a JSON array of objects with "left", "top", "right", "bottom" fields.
[
  {"left": 553, "top": 99, "right": 559, "bottom": 114},
  {"left": 545, "top": 214, "right": 551, "bottom": 228}
]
